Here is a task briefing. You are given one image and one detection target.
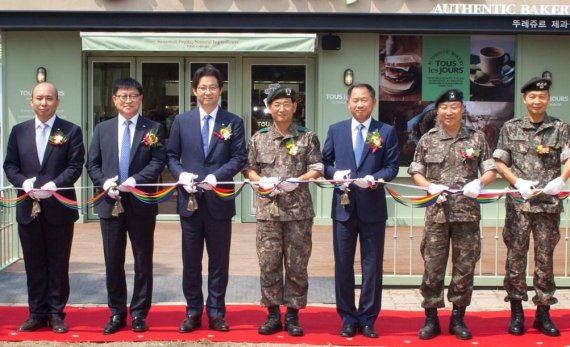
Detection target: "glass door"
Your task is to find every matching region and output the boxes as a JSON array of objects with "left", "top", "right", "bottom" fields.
[
  {"left": 241, "top": 58, "right": 315, "bottom": 222},
  {"left": 138, "top": 59, "right": 183, "bottom": 215},
  {"left": 87, "top": 57, "right": 134, "bottom": 220}
]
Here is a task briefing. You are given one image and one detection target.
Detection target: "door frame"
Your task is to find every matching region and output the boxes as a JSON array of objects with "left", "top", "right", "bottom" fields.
[{"left": 241, "top": 57, "right": 316, "bottom": 222}]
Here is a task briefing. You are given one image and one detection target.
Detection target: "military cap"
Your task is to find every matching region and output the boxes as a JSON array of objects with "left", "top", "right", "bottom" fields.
[
  {"left": 520, "top": 76, "right": 551, "bottom": 93},
  {"left": 266, "top": 86, "right": 297, "bottom": 104},
  {"left": 434, "top": 89, "right": 463, "bottom": 106}
]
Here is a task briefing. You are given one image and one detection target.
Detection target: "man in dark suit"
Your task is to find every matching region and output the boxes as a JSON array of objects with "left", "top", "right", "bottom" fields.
[
  {"left": 167, "top": 64, "right": 247, "bottom": 333},
  {"left": 322, "top": 83, "right": 399, "bottom": 338},
  {"left": 4, "top": 82, "right": 85, "bottom": 334},
  {"left": 86, "top": 78, "right": 166, "bottom": 335}
]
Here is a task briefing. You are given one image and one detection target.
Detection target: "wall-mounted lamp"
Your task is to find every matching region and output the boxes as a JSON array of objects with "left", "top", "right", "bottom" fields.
[
  {"left": 36, "top": 67, "right": 47, "bottom": 83},
  {"left": 542, "top": 70, "right": 552, "bottom": 81},
  {"left": 343, "top": 69, "right": 354, "bottom": 86}
]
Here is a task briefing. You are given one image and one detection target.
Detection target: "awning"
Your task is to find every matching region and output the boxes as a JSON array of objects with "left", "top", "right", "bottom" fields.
[{"left": 80, "top": 32, "right": 317, "bottom": 52}]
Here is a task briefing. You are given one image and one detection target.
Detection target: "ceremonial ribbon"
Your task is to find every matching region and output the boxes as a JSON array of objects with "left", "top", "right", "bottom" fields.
[{"left": 1, "top": 180, "right": 567, "bottom": 211}]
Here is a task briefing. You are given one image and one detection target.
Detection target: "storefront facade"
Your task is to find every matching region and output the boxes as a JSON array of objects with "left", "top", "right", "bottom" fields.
[{"left": 1, "top": 1, "right": 570, "bottom": 225}]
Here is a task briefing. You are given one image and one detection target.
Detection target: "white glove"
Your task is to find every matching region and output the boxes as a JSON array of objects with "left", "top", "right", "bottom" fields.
[
  {"left": 22, "top": 177, "right": 36, "bottom": 194},
  {"left": 178, "top": 172, "right": 198, "bottom": 186},
  {"left": 118, "top": 177, "right": 136, "bottom": 192},
  {"left": 279, "top": 178, "right": 300, "bottom": 192},
  {"left": 353, "top": 175, "right": 375, "bottom": 188},
  {"left": 259, "top": 176, "right": 279, "bottom": 190},
  {"left": 198, "top": 174, "right": 217, "bottom": 191},
  {"left": 34, "top": 181, "right": 56, "bottom": 199},
  {"left": 515, "top": 178, "right": 539, "bottom": 200},
  {"left": 103, "top": 176, "right": 118, "bottom": 191},
  {"left": 333, "top": 169, "right": 351, "bottom": 181},
  {"left": 462, "top": 179, "right": 483, "bottom": 198},
  {"left": 428, "top": 183, "right": 449, "bottom": 195},
  {"left": 107, "top": 188, "right": 120, "bottom": 200},
  {"left": 543, "top": 177, "right": 566, "bottom": 196},
  {"left": 183, "top": 185, "right": 197, "bottom": 194}
]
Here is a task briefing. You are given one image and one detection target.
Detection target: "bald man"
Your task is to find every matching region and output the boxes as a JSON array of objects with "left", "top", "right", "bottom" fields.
[{"left": 4, "top": 82, "right": 85, "bottom": 333}]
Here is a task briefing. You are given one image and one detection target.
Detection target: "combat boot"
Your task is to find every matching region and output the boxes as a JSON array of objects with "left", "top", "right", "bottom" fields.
[
  {"left": 284, "top": 307, "right": 304, "bottom": 336},
  {"left": 418, "top": 307, "right": 440, "bottom": 340},
  {"left": 508, "top": 300, "right": 524, "bottom": 335},
  {"left": 258, "top": 306, "right": 282, "bottom": 335},
  {"left": 533, "top": 305, "right": 560, "bottom": 336},
  {"left": 449, "top": 305, "right": 472, "bottom": 340}
]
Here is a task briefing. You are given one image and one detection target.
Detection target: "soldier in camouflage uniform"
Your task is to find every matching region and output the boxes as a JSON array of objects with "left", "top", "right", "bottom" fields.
[
  {"left": 243, "top": 85, "right": 323, "bottom": 337},
  {"left": 494, "top": 77, "right": 570, "bottom": 337},
  {"left": 408, "top": 89, "right": 497, "bottom": 340}
]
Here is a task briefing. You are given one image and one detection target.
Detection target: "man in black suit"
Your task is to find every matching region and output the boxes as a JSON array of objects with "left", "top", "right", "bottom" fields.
[
  {"left": 86, "top": 78, "right": 166, "bottom": 334},
  {"left": 167, "top": 64, "right": 247, "bottom": 333},
  {"left": 4, "top": 82, "right": 85, "bottom": 334},
  {"left": 322, "top": 83, "right": 400, "bottom": 338}
]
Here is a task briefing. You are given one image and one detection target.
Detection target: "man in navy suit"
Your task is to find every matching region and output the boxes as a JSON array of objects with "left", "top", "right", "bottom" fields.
[
  {"left": 322, "top": 83, "right": 399, "bottom": 338},
  {"left": 167, "top": 64, "right": 247, "bottom": 333},
  {"left": 4, "top": 82, "right": 85, "bottom": 334},
  {"left": 86, "top": 78, "right": 166, "bottom": 334}
]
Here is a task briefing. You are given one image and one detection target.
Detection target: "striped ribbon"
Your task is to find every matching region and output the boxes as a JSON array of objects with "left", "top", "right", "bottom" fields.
[{"left": 0, "top": 180, "right": 567, "bottom": 210}]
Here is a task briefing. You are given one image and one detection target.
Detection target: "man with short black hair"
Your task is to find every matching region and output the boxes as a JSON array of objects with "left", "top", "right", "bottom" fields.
[{"left": 87, "top": 77, "right": 166, "bottom": 334}]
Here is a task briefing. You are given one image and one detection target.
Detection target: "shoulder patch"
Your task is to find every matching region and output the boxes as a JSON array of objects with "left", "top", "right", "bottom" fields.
[
  {"left": 259, "top": 127, "right": 269, "bottom": 133},
  {"left": 297, "top": 125, "right": 308, "bottom": 132}
]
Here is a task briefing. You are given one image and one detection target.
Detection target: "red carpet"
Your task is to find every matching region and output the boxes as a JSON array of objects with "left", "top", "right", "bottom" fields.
[{"left": 1, "top": 305, "right": 570, "bottom": 346}]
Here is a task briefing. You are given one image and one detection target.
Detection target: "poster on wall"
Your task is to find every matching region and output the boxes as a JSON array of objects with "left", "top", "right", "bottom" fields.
[{"left": 378, "top": 34, "right": 516, "bottom": 166}]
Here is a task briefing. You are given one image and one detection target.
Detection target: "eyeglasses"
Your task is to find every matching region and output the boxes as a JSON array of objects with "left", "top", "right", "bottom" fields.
[
  {"left": 196, "top": 85, "right": 220, "bottom": 93},
  {"left": 115, "top": 94, "right": 141, "bottom": 101},
  {"left": 270, "top": 102, "right": 294, "bottom": 110}
]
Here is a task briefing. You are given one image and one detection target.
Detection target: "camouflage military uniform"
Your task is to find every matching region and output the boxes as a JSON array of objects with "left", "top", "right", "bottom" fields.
[
  {"left": 245, "top": 123, "right": 323, "bottom": 309},
  {"left": 493, "top": 115, "right": 570, "bottom": 305},
  {"left": 408, "top": 124, "right": 496, "bottom": 308}
]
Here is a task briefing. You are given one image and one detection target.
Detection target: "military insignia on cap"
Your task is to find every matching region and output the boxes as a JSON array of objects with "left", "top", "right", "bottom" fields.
[
  {"left": 264, "top": 83, "right": 281, "bottom": 96},
  {"left": 537, "top": 81, "right": 547, "bottom": 89},
  {"left": 285, "top": 88, "right": 292, "bottom": 96}
]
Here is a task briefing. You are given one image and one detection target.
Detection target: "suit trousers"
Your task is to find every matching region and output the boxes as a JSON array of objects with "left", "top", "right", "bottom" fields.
[
  {"left": 18, "top": 214, "right": 74, "bottom": 320},
  {"left": 181, "top": 205, "right": 232, "bottom": 318},
  {"left": 333, "top": 214, "right": 385, "bottom": 326},
  {"left": 100, "top": 210, "right": 156, "bottom": 318}
]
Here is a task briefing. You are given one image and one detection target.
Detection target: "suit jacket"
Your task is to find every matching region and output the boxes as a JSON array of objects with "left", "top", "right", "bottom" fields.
[
  {"left": 322, "top": 118, "right": 399, "bottom": 223},
  {"left": 4, "top": 116, "right": 85, "bottom": 225},
  {"left": 167, "top": 107, "right": 247, "bottom": 219},
  {"left": 86, "top": 115, "right": 166, "bottom": 218}
]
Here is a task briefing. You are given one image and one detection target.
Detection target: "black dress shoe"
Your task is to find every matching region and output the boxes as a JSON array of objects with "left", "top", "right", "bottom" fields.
[
  {"left": 18, "top": 318, "right": 47, "bottom": 332},
  {"left": 103, "top": 315, "right": 126, "bottom": 335},
  {"left": 340, "top": 323, "right": 357, "bottom": 337},
  {"left": 209, "top": 317, "right": 230, "bottom": 332},
  {"left": 179, "top": 315, "right": 201, "bottom": 333},
  {"left": 131, "top": 317, "right": 148, "bottom": 332},
  {"left": 49, "top": 316, "right": 68, "bottom": 333},
  {"left": 359, "top": 325, "right": 379, "bottom": 338}
]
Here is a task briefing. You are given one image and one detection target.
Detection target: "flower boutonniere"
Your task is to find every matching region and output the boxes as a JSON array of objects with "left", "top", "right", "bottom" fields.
[
  {"left": 536, "top": 144, "right": 554, "bottom": 155},
  {"left": 213, "top": 124, "right": 232, "bottom": 140},
  {"left": 49, "top": 128, "right": 67, "bottom": 146},
  {"left": 459, "top": 147, "right": 480, "bottom": 160},
  {"left": 365, "top": 130, "right": 383, "bottom": 153},
  {"left": 141, "top": 129, "right": 162, "bottom": 148},
  {"left": 285, "top": 138, "right": 299, "bottom": 156}
]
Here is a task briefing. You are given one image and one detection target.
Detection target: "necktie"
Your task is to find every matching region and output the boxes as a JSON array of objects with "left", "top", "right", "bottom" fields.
[
  {"left": 354, "top": 124, "right": 366, "bottom": 165},
  {"left": 201, "top": 115, "right": 211, "bottom": 156},
  {"left": 36, "top": 123, "right": 49, "bottom": 164},
  {"left": 119, "top": 120, "right": 131, "bottom": 183}
]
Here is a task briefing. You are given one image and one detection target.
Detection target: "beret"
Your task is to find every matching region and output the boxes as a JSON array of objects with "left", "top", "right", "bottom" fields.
[
  {"left": 266, "top": 86, "right": 297, "bottom": 104},
  {"left": 520, "top": 76, "right": 551, "bottom": 93},
  {"left": 434, "top": 89, "right": 463, "bottom": 106}
]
